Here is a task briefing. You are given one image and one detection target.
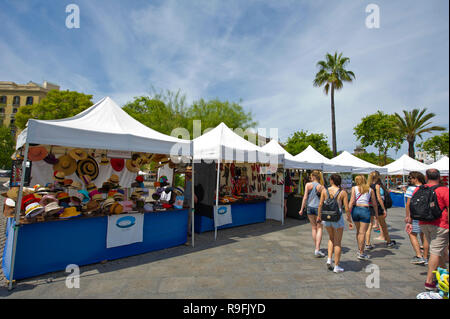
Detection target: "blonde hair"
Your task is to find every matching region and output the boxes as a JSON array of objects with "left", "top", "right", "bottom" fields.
[
  {"left": 355, "top": 175, "right": 370, "bottom": 194},
  {"left": 311, "top": 170, "right": 324, "bottom": 186},
  {"left": 367, "top": 171, "right": 380, "bottom": 186}
]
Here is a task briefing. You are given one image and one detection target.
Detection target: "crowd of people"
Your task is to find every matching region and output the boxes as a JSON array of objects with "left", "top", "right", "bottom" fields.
[{"left": 299, "top": 168, "right": 449, "bottom": 295}]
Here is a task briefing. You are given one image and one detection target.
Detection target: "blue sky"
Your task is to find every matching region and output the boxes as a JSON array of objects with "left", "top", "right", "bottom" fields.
[{"left": 1, "top": 0, "right": 448, "bottom": 157}]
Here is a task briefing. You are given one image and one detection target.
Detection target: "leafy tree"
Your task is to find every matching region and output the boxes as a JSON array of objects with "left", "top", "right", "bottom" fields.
[
  {"left": 354, "top": 111, "right": 403, "bottom": 165},
  {"left": 284, "top": 130, "right": 333, "bottom": 158},
  {"left": 394, "top": 108, "right": 445, "bottom": 158},
  {"left": 354, "top": 151, "right": 394, "bottom": 166},
  {"left": 15, "top": 90, "right": 93, "bottom": 129},
  {"left": 0, "top": 124, "right": 15, "bottom": 169},
  {"left": 313, "top": 52, "right": 356, "bottom": 156},
  {"left": 417, "top": 132, "right": 449, "bottom": 160},
  {"left": 186, "top": 98, "right": 257, "bottom": 138}
]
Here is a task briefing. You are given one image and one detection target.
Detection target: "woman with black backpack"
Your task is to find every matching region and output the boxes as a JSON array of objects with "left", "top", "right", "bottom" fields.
[
  {"left": 318, "top": 174, "right": 353, "bottom": 273},
  {"left": 368, "top": 171, "right": 396, "bottom": 248}
]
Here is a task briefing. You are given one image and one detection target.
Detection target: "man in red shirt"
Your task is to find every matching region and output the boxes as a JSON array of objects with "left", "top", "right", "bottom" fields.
[{"left": 419, "top": 169, "right": 449, "bottom": 291}]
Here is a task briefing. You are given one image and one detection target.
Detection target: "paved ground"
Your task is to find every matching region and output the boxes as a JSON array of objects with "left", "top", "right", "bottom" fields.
[{"left": 0, "top": 204, "right": 436, "bottom": 299}]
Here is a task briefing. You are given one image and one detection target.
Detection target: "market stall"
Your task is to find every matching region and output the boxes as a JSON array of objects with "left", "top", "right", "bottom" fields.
[
  {"left": 2, "top": 97, "right": 193, "bottom": 285},
  {"left": 329, "top": 151, "right": 388, "bottom": 174},
  {"left": 428, "top": 156, "right": 449, "bottom": 176},
  {"left": 192, "top": 123, "right": 283, "bottom": 238}
]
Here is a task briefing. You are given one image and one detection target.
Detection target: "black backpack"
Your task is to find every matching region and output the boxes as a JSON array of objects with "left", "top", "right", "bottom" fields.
[
  {"left": 410, "top": 185, "right": 443, "bottom": 221},
  {"left": 321, "top": 188, "right": 341, "bottom": 222},
  {"left": 380, "top": 184, "right": 393, "bottom": 209}
]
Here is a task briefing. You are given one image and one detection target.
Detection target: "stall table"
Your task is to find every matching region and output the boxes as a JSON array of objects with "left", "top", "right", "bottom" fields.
[
  {"left": 390, "top": 191, "right": 406, "bottom": 208},
  {"left": 2, "top": 209, "right": 188, "bottom": 280},
  {"left": 194, "top": 200, "right": 267, "bottom": 233}
]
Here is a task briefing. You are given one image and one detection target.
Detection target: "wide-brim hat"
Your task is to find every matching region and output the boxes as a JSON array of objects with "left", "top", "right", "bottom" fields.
[
  {"left": 69, "top": 148, "right": 88, "bottom": 161},
  {"left": 2, "top": 187, "right": 19, "bottom": 201},
  {"left": 110, "top": 158, "right": 125, "bottom": 172},
  {"left": 76, "top": 156, "right": 99, "bottom": 181},
  {"left": 25, "top": 202, "right": 44, "bottom": 218},
  {"left": 28, "top": 146, "right": 48, "bottom": 162},
  {"left": 53, "top": 155, "right": 77, "bottom": 176},
  {"left": 110, "top": 202, "right": 123, "bottom": 214},
  {"left": 3, "top": 198, "right": 16, "bottom": 217},
  {"left": 102, "top": 198, "right": 115, "bottom": 209},
  {"left": 108, "top": 174, "right": 120, "bottom": 184},
  {"left": 99, "top": 154, "right": 109, "bottom": 165},
  {"left": 43, "top": 153, "right": 59, "bottom": 165},
  {"left": 44, "top": 201, "right": 63, "bottom": 216},
  {"left": 39, "top": 194, "right": 58, "bottom": 206},
  {"left": 21, "top": 193, "right": 39, "bottom": 210},
  {"left": 126, "top": 159, "right": 140, "bottom": 173},
  {"left": 59, "top": 207, "right": 81, "bottom": 219},
  {"left": 54, "top": 171, "right": 65, "bottom": 181}
]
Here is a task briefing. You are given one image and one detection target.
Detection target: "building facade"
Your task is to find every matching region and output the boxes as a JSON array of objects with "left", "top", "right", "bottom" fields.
[
  {"left": 0, "top": 80, "right": 59, "bottom": 136},
  {"left": 415, "top": 150, "right": 444, "bottom": 164}
]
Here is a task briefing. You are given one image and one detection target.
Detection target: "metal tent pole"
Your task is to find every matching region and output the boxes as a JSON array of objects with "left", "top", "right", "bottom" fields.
[
  {"left": 214, "top": 156, "right": 221, "bottom": 241},
  {"left": 281, "top": 167, "right": 285, "bottom": 225},
  {"left": 8, "top": 143, "right": 29, "bottom": 290},
  {"left": 191, "top": 160, "right": 195, "bottom": 248}
]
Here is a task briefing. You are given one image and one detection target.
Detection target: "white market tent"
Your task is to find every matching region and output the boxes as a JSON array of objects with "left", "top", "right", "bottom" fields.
[
  {"left": 10, "top": 96, "right": 195, "bottom": 290},
  {"left": 427, "top": 156, "right": 449, "bottom": 175},
  {"left": 329, "top": 151, "right": 388, "bottom": 174},
  {"left": 261, "top": 139, "right": 313, "bottom": 169},
  {"left": 383, "top": 154, "right": 429, "bottom": 175},
  {"left": 293, "top": 145, "right": 352, "bottom": 172},
  {"left": 16, "top": 97, "right": 192, "bottom": 156}
]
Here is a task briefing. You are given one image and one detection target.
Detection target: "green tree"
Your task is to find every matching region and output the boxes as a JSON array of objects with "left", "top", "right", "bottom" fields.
[
  {"left": 354, "top": 111, "right": 403, "bottom": 165},
  {"left": 394, "top": 108, "right": 445, "bottom": 159},
  {"left": 186, "top": 98, "right": 257, "bottom": 138},
  {"left": 0, "top": 124, "right": 15, "bottom": 169},
  {"left": 313, "top": 52, "right": 356, "bottom": 156},
  {"left": 417, "top": 132, "right": 449, "bottom": 160},
  {"left": 15, "top": 90, "right": 93, "bottom": 129},
  {"left": 284, "top": 130, "right": 333, "bottom": 158},
  {"left": 354, "top": 151, "right": 394, "bottom": 166}
]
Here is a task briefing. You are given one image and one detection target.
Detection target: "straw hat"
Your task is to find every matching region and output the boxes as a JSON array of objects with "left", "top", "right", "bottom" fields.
[
  {"left": 110, "top": 158, "right": 124, "bottom": 172},
  {"left": 59, "top": 207, "right": 81, "bottom": 219},
  {"left": 85, "top": 200, "right": 100, "bottom": 213},
  {"left": 56, "top": 192, "right": 70, "bottom": 203},
  {"left": 108, "top": 174, "right": 120, "bottom": 184},
  {"left": 2, "top": 187, "right": 19, "bottom": 201},
  {"left": 63, "top": 179, "right": 74, "bottom": 187},
  {"left": 28, "top": 146, "right": 48, "bottom": 162},
  {"left": 24, "top": 202, "right": 44, "bottom": 218},
  {"left": 69, "top": 181, "right": 82, "bottom": 190},
  {"left": 76, "top": 156, "right": 99, "bottom": 181},
  {"left": 99, "top": 154, "right": 109, "bottom": 165},
  {"left": 39, "top": 194, "right": 58, "bottom": 206},
  {"left": 3, "top": 198, "right": 16, "bottom": 217},
  {"left": 110, "top": 202, "right": 123, "bottom": 214},
  {"left": 44, "top": 202, "right": 64, "bottom": 216},
  {"left": 102, "top": 198, "right": 115, "bottom": 209},
  {"left": 86, "top": 183, "right": 97, "bottom": 192},
  {"left": 53, "top": 155, "right": 77, "bottom": 176},
  {"left": 126, "top": 159, "right": 140, "bottom": 173},
  {"left": 69, "top": 148, "right": 88, "bottom": 161},
  {"left": 21, "top": 193, "right": 39, "bottom": 210}
]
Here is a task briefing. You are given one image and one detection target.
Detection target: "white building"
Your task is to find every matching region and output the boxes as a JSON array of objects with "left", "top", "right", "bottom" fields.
[{"left": 416, "top": 151, "right": 444, "bottom": 164}]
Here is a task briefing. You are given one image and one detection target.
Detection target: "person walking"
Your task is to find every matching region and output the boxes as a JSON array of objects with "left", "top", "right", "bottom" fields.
[
  {"left": 349, "top": 175, "right": 379, "bottom": 260},
  {"left": 299, "top": 170, "right": 326, "bottom": 258},
  {"left": 405, "top": 171, "right": 429, "bottom": 265},
  {"left": 368, "top": 171, "right": 397, "bottom": 248},
  {"left": 318, "top": 174, "right": 353, "bottom": 273},
  {"left": 416, "top": 169, "right": 449, "bottom": 291}
]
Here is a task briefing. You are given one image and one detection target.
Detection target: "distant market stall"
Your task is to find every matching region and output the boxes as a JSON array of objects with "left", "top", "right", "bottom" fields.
[
  {"left": 2, "top": 97, "right": 193, "bottom": 287},
  {"left": 428, "top": 156, "right": 449, "bottom": 176},
  {"left": 192, "top": 123, "right": 283, "bottom": 239}
]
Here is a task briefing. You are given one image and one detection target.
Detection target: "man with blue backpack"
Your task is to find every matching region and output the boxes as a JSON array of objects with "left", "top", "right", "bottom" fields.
[{"left": 410, "top": 168, "right": 449, "bottom": 291}]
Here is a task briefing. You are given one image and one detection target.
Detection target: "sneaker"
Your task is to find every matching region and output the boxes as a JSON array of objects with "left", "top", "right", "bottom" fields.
[
  {"left": 357, "top": 252, "right": 370, "bottom": 261},
  {"left": 411, "top": 256, "right": 426, "bottom": 265},
  {"left": 315, "top": 250, "right": 326, "bottom": 258},
  {"left": 333, "top": 265, "right": 344, "bottom": 273},
  {"left": 386, "top": 240, "right": 396, "bottom": 248},
  {"left": 365, "top": 244, "right": 375, "bottom": 251},
  {"left": 424, "top": 259, "right": 429, "bottom": 266},
  {"left": 425, "top": 282, "right": 437, "bottom": 291},
  {"left": 417, "top": 291, "right": 442, "bottom": 299}
]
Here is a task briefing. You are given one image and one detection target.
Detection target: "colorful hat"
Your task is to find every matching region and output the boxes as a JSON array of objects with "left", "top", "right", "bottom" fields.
[
  {"left": 89, "top": 189, "right": 101, "bottom": 199},
  {"left": 108, "top": 174, "right": 120, "bottom": 184},
  {"left": 86, "top": 183, "right": 97, "bottom": 192},
  {"left": 59, "top": 207, "right": 81, "bottom": 219},
  {"left": 44, "top": 202, "right": 64, "bottom": 216},
  {"left": 113, "top": 192, "right": 124, "bottom": 201},
  {"left": 81, "top": 175, "right": 91, "bottom": 185},
  {"left": 21, "top": 194, "right": 39, "bottom": 210},
  {"left": 53, "top": 154, "right": 77, "bottom": 176},
  {"left": 43, "top": 152, "right": 59, "bottom": 165},
  {"left": 92, "top": 193, "right": 104, "bottom": 202},
  {"left": 70, "top": 196, "right": 82, "bottom": 206},
  {"left": 54, "top": 171, "right": 66, "bottom": 181},
  {"left": 35, "top": 186, "right": 52, "bottom": 195},
  {"left": 126, "top": 159, "right": 140, "bottom": 173},
  {"left": 76, "top": 156, "right": 99, "bottom": 181},
  {"left": 110, "top": 202, "right": 123, "bottom": 214},
  {"left": 63, "top": 179, "right": 74, "bottom": 187},
  {"left": 69, "top": 148, "right": 88, "bottom": 161},
  {"left": 25, "top": 202, "right": 44, "bottom": 218},
  {"left": 56, "top": 192, "right": 70, "bottom": 202},
  {"left": 107, "top": 190, "right": 117, "bottom": 198},
  {"left": 110, "top": 158, "right": 125, "bottom": 172},
  {"left": 28, "top": 146, "right": 48, "bottom": 162},
  {"left": 39, "top": 194, "right": 58, "bottom": 206},
  {"left": 85, "top": 200, "right": 100, "bottom": 213},
  {"left": 121, "top": 200, "right": 134, "bottom": 212},
  {"left": 102, "top": 198, "right": 115, "bottom": 209},
  {"left": 77, "top": 190, "right": 90, "bottom": 203},
  {"left": 99, "top": 154, "right": 109, "bottom": 165},
  {"left": 69, "top": 181, "right": 82, "bottom": 190}
]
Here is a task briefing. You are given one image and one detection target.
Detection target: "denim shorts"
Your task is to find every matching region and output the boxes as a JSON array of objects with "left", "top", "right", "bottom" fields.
[
  {"left": 412, "top": 219, "right": 421, "bottom": 234},
  {"left": 351, "top": 206, "right": 371, "bottom": 224},
  {"left": 307, "top": 206, "right": 318, "bottom": 216},
  {"left": 323, "top": 213, "right": 345, "bottom": 229}
]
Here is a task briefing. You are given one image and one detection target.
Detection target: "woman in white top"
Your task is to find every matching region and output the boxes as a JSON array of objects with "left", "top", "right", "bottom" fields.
[
  {"left": 318, "top": 174, "right": 353, "bottom": 273},
  {"left": 349, "top": 175, "right": 379, "bottom": 260}
]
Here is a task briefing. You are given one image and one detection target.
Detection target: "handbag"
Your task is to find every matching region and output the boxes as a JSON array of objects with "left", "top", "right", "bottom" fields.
[{"left": 321, "top": 188, "right": 341, "bottom": 222}]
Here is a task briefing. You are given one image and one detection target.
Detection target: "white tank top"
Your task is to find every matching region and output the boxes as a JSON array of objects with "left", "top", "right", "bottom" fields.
[{"left": 355, "top": 186, "right": 371, "bottom": 205}]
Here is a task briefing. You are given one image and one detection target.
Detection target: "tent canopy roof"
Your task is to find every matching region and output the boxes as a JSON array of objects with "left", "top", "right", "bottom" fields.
[
  {"left": 329, "top": 151, "right": 387, "bottom": 174},
  {"left": 383, "top": 154, "right": 429, "bottom": 175},
  {"left": 261, "top": 140, "right": 318, "bottom": 169},
  {"left": 16, "top": 97, "right": 191, "bottom": 156},
  {"left": 293, "top": 145, "right": 352, "bottom": 172},
  {"left": 427, "top": 156, "right": 449, "bottom": 175},
  {"left": 193, "top": 123, "right": 282, "bottom": 164}
]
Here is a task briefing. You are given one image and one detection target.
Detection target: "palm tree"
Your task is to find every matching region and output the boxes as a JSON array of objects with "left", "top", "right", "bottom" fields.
[
  {"left": 313, "top": 52, "right": 355, "bottom": 156},
  {"left": 394, "top": 108, "right": 445, "bottom": 159}
]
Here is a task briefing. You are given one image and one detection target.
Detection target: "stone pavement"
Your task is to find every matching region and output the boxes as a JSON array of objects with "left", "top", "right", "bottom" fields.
[{"left": 0, "top": 206, "right": 435, "bottom": 299}]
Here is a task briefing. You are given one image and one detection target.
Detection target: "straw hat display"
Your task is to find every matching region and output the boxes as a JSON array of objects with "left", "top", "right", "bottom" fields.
[
  {"left": 99, "top": 154, "right": 109, "bottom": 165},
  {"left": 69, "top": 148, "right": 88, "bottom": 161},
  {"left": 126, "top": 159, "right": 140, "bottom": 173},
  {"left": 75, "top": 156, "right": 99, "bottom": 181},
  {"left": 27, "top": 146, "right": 48, "bottom": 162},
  {"left": 53, "top": 154, "right": 77, "bottom": 176}
]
